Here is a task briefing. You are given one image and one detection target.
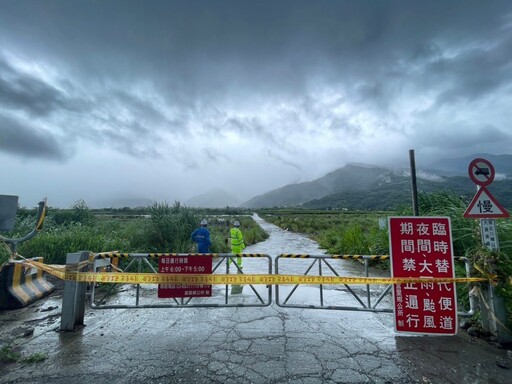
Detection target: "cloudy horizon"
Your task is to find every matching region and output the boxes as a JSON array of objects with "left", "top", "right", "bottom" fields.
[{"left": 1, "top": 0, "right": 511, "bottom": 208}]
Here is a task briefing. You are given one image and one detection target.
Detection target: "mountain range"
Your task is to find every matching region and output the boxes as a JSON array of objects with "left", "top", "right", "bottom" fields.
[
  {"left": 92, "top": 154, "right": 512, "bottom": 211},
  {"left": 239, "top": 154, "right": 512, "bottom": 210},
  {"left": 427, "top": 153, "right": 512, "bottom": 177},
  {"left": 184, "top": 188, "right": 241, "bottom": 208}
]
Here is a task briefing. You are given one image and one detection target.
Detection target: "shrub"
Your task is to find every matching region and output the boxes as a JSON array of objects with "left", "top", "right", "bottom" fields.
[{"left": 143, "top": 202, "right": 198, "bottom": 252}]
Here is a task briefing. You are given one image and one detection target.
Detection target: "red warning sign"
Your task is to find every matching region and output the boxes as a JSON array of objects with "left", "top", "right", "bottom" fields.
[
  {"left": 389, "top": 217, "right": 457, "bottom": 335},
  {"left": 463, "top": 187, "right": 509, "bottom": 218},
  {"left": 158, "top": 255, "right": 212, "bottom": 298}
]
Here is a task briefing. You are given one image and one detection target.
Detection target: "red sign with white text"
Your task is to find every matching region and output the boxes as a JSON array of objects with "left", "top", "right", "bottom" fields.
[
  {"left": 158, "top": 255, "right": 212, "bottom": 298},
  {"left": 389, "top": 217, "right": 457, "bottom": 335}
]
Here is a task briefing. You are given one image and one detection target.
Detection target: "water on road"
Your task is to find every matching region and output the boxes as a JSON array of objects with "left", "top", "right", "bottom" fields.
[
  {"left": 1, "top": 214, "right": 510, "bottom": 384},
  {"left": 243, "top": 214, "right": 392, "bottom": 311}
]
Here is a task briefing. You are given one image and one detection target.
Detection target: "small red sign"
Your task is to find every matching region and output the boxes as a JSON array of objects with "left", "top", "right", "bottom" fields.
[
  {"left": 463, "top": 187, "right": 509, "bottom": 218},
  {"left": 468, "top": 158, "right": 495, "bottom": 186},
  {"left": 389, "top": 217, "right": 457, "bottom": 335},
  {"left": 158, "top": 255, "right": 212, "bottom": 298}
]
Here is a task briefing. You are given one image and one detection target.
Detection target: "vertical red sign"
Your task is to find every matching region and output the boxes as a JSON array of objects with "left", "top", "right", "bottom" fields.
[
  {"left": 389, "top": 217, "right": 457, "bottom": 335},
  {"left": 158, "top": 255, "right": 212, "bottom": 298}
]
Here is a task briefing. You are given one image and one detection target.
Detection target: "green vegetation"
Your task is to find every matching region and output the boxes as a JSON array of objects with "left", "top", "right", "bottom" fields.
[
  {"left": 0, "top": 201, "right": 267, "bottom": 265},
  {"left": 0, "top": 342, "right": 47, "bottom": 364},
  {"left": 259, "top": 209, "right": 388, "bottom": 255},
  {"left": 22, "top": 352, "right": 48, "bottom": 363},
  {"left": 0, "top": 343, "right": 22, "bottom": 363},
  {"left": 2, "top": 192, "right": 510, "bottom": 327},
  {"left": 261, "top": 191, "right": 512, "bottom": 327}
]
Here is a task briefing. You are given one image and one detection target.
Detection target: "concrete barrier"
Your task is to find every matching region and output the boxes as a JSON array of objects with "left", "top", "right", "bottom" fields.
[{"left": 0, "top": 258, "right": 54, "bottom": 309}]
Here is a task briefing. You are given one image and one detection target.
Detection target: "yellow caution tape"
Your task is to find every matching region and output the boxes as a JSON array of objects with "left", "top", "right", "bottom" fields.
[
  {"left": 280, "top": 254, "right": 390, "bottom": 260},
  {"left": 473, "top": 263, "right": 498, "bottom": 285},
  {"left": 91, "top": 252, "right": 269, "bottom": 259},
  {"left": 26, "top": 260, "right": 487, "bottom": 285},
  {"left": 29, "top": 261, "right": 67, "bottom": 279}
]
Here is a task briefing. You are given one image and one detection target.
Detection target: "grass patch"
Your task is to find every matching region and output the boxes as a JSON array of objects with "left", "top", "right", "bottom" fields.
[
  {"left": 22, "top": 352, "right": 48, "bottom": 363},
  {"left": 0, "top": 343, "right": 22, "bottom": 363},
  {"left": 1, "top": 203, "right": 267, "bottom": 266},
  {"left": 0, "top": 343, "right": 48, "bottom": 364}
]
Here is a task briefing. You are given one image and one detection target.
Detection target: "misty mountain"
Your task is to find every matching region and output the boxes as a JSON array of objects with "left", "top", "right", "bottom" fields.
[
  {"left": 241, "top": 164, "right": 393, "bottom": 208},
  {"left": 427, "top": 153, "right": 512, "bottom": 176},
  {"left": 241, "top": 155, "right": 512, "bottom": 210},
  {"left": 185, "top": 188, "right": 241, "bottom": 208},
  {"left": 89, "top": 197, "right": 155, "bottom": 209},
  {"left": 304, "top": 175, "right": 512, "bottom": 211}
]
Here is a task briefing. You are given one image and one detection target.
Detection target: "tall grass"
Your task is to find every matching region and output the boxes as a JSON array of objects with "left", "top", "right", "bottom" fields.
[
  {"left": 262, "top": 211, "right": 386, "bottom": 255},
  {"left": 261, "top": 194, "right": 512, "bottom": 326},
  {"left": 17, "top": 224, "right": 131, "bottom": 264},
  {"left": 1, "top": 203, "right": 268, "bottom": 265},
  {"left": 144, "top": 202, "right": 198, "bottom": 252}
]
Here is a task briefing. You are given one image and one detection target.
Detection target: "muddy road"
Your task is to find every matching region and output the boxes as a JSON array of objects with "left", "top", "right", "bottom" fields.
[{"left": 0, "top": 214, "right": 511, "bottom": 383}]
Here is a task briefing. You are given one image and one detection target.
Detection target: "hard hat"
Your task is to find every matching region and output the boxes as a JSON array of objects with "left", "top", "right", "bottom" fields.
[
  {"left": 234, "top": 221, "right": 240, "bottom": 227},
  {"left": 201, "top": 219, "right": 208, "bottom": 226}
]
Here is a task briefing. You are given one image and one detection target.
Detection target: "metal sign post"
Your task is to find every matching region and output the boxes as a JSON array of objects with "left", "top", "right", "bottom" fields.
[
  {"left": 0, "top": 195, "right": 18, "bottom": 232},
  {"left": 464, "top": 157, "right": 510, "bottom": 342}
]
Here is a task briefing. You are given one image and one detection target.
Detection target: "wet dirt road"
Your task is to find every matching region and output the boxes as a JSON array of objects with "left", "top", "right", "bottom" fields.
[{"left": 1, "top": 214, "right": 511, "bottom": 383}]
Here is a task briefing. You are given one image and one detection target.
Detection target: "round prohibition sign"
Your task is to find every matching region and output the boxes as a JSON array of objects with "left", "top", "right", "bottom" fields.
[{"left": 468, "top": 158, "right": 495, "bottom": 186}]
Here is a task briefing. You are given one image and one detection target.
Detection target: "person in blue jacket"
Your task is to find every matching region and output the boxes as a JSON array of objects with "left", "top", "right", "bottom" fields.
[{"left": 191, "top": 219, "right": 212, "bottom": 253}]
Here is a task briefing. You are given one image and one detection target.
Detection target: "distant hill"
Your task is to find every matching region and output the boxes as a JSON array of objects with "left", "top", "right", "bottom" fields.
[
  {"left": 185, "top": 188, "right": 241, "bottom": 208},
  {"left": 427, "top": 153, "right": 512, "bottom": 176},
  {"left": 302, "top": 175, "right": 474, "bottom": 210},
  {"left": 89, "top": 197, "right": 155, "bottom": 209},
  {"left": 241, "top": 164, "right": 391, "bottom": 208},
  {"left": 241, "top": 156, "right": 512, "bottom": 210}
]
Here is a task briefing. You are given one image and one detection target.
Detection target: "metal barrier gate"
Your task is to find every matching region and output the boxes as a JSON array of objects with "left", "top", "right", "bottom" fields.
[
  {"left": 85, "top": 252, "right": 475, "bottom": 315},
  {"left": 55, "top": 251, "right": 479, "bottom": 331},
  {"left": 275, "top": 254, "right": 476, "bottom": 316},
  {"left": 89, "top": 253, "right": 272, "bottom": 309}
]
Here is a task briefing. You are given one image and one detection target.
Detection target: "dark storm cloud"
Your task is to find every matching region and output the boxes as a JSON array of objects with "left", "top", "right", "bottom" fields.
[
  {"left": 413, "top": 120, "right": 511, "bottom": 155},
  {"left": 0, "top": 0, "right": 511, "bottom": 163},
  {"left": 4, "top": 0, "right": 509, "bottom": 98},
  {"left": 0, "top": 56, "right": 72, "bottom": 116},
  {"left": 223, "top": 117, "right": 281, "bottom": 146},
  {"left": 112, "top": 91, "right": 169, "bottom": 128},
  {"left": 267, "top": 150, "right": 301, "bottom": 171},
  {"left": 0, "top": 114, "right": 66, "bottom": 160},
  {"left": 430, "top": 35, "right": 512, "bottom": 106},
  {"left": 98, "top": 120, "right": 162, "bottom": 158}
]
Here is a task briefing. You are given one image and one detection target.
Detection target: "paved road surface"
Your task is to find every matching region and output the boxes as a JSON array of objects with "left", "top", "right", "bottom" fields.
[{"left": 0, "top": 214, "right": 510, "bottom": 383}]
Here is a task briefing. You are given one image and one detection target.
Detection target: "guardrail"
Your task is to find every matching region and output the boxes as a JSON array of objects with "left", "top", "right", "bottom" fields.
[
  {"left": 89, "top": 253, "right": 273, "bottom": 309},
  {"left": 51, "top": 251, "right": 479, "bottom": 330},
  {"left": 275, "top": 254, "right": 476, "bottom": 316}
]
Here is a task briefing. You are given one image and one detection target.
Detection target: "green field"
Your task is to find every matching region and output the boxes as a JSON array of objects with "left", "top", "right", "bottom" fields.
[
  {"left": 2, "top": 192, "right": 511, "bottom": 326},
  {"left": 0, "top": 201, "right": 266, "bottom": 265}
]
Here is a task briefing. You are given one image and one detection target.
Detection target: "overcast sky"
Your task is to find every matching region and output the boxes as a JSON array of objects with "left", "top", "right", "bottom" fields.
[{"left": 1, "top": 0, "right": 511, "bottom": 208}]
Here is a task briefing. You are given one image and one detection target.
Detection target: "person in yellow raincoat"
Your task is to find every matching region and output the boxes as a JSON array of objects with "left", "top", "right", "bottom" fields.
[{"left": 229, "top": 220, "right": 245, "bottom": 269}]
